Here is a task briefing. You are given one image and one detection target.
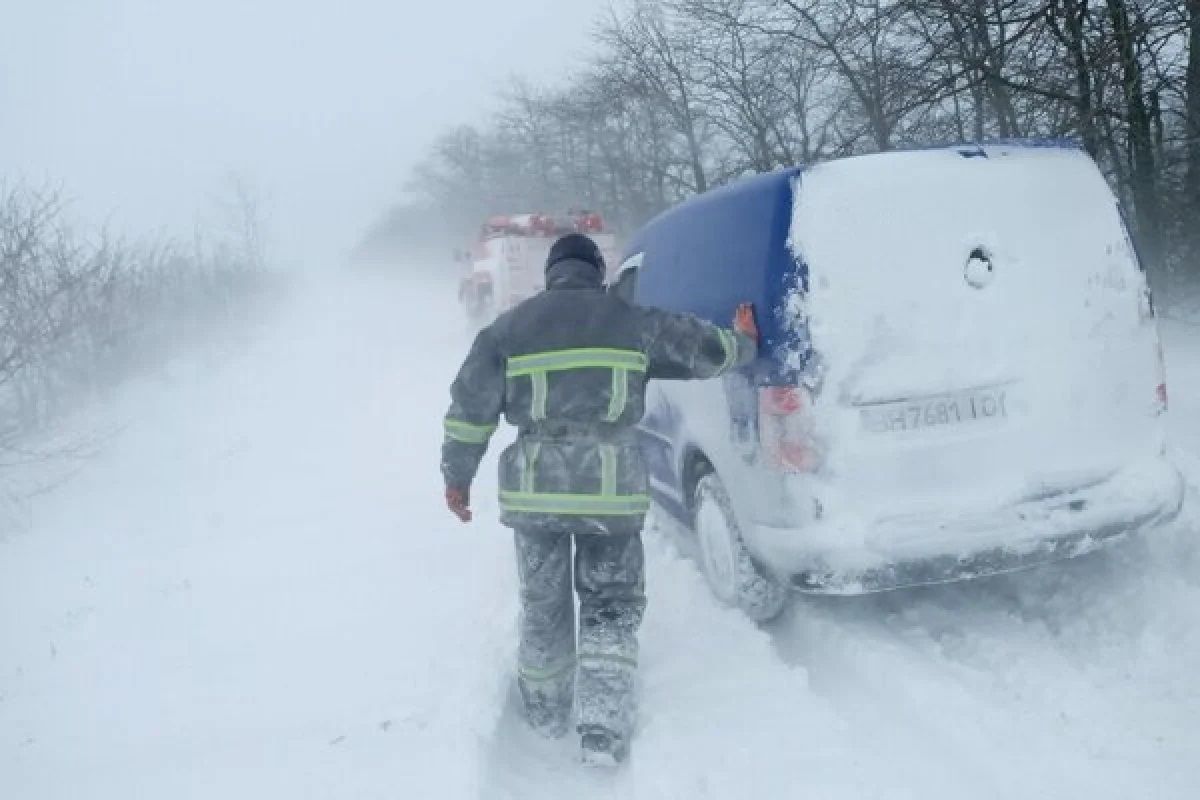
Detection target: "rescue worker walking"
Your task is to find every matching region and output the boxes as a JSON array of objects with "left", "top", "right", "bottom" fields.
[{"left": 440, "top": 233, "right": 758, "bottom": 766}]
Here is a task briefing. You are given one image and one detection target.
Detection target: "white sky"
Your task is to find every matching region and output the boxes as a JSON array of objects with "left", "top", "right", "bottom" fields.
[{"left": 0, "top": 0, "right": 602, "bottom": 267}]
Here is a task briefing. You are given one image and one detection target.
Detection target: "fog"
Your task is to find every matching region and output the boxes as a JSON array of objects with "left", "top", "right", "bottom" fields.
[
  {"left": 4, "top": 3, "right": 1200, "bottom": 796},
  {"left": 0, "top": 0, "right": 599, "bottom": 267}
]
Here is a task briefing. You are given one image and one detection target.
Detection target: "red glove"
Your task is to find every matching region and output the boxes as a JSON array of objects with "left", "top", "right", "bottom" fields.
[
  {"left": 734, "top": 302, "right": 759, "bottom": 342},
  {"left": 445, "top": 486, "right": 472, "bottom": 523}
]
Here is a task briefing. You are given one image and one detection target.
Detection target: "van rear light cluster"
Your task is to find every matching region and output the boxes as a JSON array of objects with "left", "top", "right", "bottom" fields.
[
  {"left": 1155, "top": 340, "right": 1168, "bottom": 414},
  {"left": 759, "top": 386, "right": 821, "bottom": 472},
  {"left": 1139, "top": 285, "right": 1156, "bottom": 322}
]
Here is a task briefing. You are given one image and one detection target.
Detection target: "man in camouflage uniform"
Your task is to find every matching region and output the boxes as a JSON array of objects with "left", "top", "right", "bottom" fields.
[{"left": 441, "top": 233, "right": 757, "bottom": 765}]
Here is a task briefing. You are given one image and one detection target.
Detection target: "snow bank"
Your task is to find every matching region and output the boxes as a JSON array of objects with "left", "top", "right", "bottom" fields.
[{"left": 0, "top": 274, "right": 512, "bottom": 798}]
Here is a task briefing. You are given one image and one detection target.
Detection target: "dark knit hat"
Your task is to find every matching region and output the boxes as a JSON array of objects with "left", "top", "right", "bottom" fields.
[{"left": 545, "top": 233, "right": 605, "bottom": 275}]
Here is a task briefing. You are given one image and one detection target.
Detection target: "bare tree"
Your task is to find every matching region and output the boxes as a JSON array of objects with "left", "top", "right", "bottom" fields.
[
  {"left": 774, "top": 0, "right": 948, "bottom": 150},
  {"left": 395, "top": 0, "right": 1199, "bottom": 291},
  {"left": 1, "top": 180, "right": 274, "bottom": 477},
  {"left": 1187, "top": 0, "right": 1200, "bottom": 207},
  {"left": 601, "top": 1, "right": 713, "bottom": 192}
]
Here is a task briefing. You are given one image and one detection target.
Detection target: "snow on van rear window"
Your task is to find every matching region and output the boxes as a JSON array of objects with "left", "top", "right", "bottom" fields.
[{"left": 786, "top": 145, "right": 1143, "bottom": 402}]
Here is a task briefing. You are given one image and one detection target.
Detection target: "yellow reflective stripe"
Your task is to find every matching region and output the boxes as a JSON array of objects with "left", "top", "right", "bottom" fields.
[
  {"left": 578, "top": 652, "right": 638, "bottom": 670},
  {"left": 507, "top": 348, "right": 647, "bottom": 377},
  {"left": 530, "top": 371, "right": 548, "bottom": 421},
  {"left": 600, "top": 445, "right": 617, "bottom": 497},
  {"left": 499, "top": 491, "right": 650, "bottom": 516},
  {"left": 521, "top": 442, "right": 541, "bottom": 493},
  {"left": 444, "top": 418, "right": 496, "bottom": 444},
  {"left": 716, "top": 328, "right": 738, "bottom": 374},
  {"left": 518, "top": 656, "right": 576, "bottom": 682},
  {"left": 605, "top": 368, "right": 628, "bottom": 422}
]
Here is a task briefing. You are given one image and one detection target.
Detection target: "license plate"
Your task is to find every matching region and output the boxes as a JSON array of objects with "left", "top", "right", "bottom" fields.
[{"left": 858, "top": 386, "right": 1009, "bottom": 434}]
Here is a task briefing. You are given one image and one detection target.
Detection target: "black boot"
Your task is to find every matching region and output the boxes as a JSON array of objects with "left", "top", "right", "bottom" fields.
[{"left": 579, "top": 726, "right": 628, "bottom": 767}]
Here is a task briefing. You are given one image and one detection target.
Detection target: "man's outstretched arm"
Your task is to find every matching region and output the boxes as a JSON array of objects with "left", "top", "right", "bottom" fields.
[{"left": 441, "top": 325, "right": 505, "bottom": 521}]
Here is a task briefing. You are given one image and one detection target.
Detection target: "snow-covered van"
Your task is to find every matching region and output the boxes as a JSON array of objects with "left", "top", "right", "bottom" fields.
[{"left": 620, "top": 141, "right": 1183, "bottom": 616}]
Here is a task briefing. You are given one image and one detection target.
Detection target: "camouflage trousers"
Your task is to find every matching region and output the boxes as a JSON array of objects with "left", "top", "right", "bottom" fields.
[{"left": 513, "top": 527, "right": 646, "bottom": 741}]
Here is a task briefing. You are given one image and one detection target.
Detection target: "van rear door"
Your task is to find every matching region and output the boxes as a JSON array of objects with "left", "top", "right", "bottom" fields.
[{"left": 790, "top": 144, "right": 1165, "bottom": 521}]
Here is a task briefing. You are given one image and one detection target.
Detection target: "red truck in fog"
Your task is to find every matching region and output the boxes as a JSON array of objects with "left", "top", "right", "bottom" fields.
[{"left": 458, "top": 211, "right": 618, "bottom": 324}]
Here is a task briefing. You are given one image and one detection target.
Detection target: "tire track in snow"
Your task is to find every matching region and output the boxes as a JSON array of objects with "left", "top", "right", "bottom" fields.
[
  {"left": 482, "top": 523, "right": 875, "bottom": 799},
  {"left": 773, "top": 499, "right": 1200, "bottom": 799}
]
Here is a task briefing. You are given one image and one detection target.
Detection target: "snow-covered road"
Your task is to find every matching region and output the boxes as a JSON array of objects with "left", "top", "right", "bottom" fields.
[{"left": 2, "top": 274, "right": 1198, "bottom": 799}]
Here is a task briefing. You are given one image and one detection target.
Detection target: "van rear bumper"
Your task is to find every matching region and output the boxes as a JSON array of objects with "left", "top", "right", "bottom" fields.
[{"left": 748, "top": 456, "right": 1185, "bottom": 595}]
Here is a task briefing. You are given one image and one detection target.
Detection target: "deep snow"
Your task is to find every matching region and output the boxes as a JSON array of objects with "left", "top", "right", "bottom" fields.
[{"left": 2, "top": 273, "right": 1198, "bottom": 798}]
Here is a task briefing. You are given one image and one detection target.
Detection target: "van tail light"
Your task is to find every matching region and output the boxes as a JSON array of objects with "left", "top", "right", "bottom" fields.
[
  {"left": 1139, "top": 285, "right": 1156, "bottom": 322},
  {"left": 759, "top": 386, "right": 821, "bottom": 472},
  {"left": 1154, "top": 340, "right": 1168, "bottom": 414}
]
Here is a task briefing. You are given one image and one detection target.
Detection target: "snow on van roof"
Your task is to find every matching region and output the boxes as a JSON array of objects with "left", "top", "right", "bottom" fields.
[
  {"left": 800, "top": 139, "right": 1088, "bottom": 177},
  {"left": 901, "top": 137, "right": 1084, "bottom": 155}
]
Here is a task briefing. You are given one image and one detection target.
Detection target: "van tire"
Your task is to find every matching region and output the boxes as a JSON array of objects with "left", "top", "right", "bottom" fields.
[{"left": 692, "top": 472, "right": 788, "bottom": 622}]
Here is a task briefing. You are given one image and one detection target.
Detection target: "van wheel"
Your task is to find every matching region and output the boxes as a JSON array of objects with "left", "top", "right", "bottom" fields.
[{"left": 692, "top": 472, "right": 788, "bottom": 622}]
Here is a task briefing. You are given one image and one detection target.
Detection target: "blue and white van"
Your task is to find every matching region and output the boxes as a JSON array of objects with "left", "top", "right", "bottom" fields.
[{"left": 619, "top": 141, "right": 1183, "bottom": 618}]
